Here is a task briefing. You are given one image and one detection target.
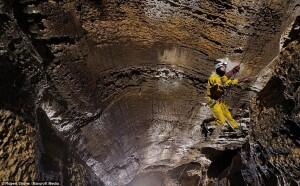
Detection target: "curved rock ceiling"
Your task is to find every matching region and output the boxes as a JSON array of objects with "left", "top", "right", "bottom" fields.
[{"left": 0, "top": 0, "right": 299, "bottom": 185}]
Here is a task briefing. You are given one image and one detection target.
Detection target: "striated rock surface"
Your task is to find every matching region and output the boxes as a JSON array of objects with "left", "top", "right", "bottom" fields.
[
  {"left": 0, "top": 0, "right": 299, "bottom": 185},
  {"left": 248, "top": 17, "right": 300, "bottom": 185},
  {"left": 0, "top": 110, "right": 37, "bottom": 181}
]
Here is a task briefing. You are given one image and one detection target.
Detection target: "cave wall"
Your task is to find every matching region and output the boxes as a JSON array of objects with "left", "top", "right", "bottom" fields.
[
  {"left": 248, "top": 16, "right": 300, "bottom": 185},
  {"left": 0, "top": 0, "right": 299, "bottom": 185},
  {"left": 17, "top": 0, "right": 299, "bottom": 116},
  {"left": 0, "top": 0, "right": 98, "bottom": 184},
  {"left": 23, "top": 0, "right": 299, "bottom": 142},
  {"left": 0, "top": 0, "right": 41, "bottom": 181},
  {"left": 0, "top": 110, "right": 37, "bottom": 181}
]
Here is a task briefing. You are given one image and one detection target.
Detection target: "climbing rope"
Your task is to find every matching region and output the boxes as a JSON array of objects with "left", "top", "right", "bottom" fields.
[
  {"left": 224, "top": 32, "right": 256, "bottom": 100},
  {"left": 220, "top": 42, "right": 252, "bottom": 130}
]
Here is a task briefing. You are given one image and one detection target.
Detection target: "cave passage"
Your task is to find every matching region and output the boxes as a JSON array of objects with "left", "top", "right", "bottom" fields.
[{"left": 1, "top": 0, "right": 299, "bottom": 185}]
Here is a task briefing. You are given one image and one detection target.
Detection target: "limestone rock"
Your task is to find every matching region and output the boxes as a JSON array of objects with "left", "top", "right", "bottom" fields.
[{"left": 0, "top": 0, "right": 299, "bottom": 185}]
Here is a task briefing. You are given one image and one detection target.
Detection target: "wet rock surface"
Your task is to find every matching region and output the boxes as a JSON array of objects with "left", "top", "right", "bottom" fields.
[{"left": 0, "top": 0, "right": 299, "bottom": 185}]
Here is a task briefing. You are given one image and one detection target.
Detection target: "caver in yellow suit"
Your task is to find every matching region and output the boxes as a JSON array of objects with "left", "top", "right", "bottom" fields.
[{"left": 206, "top": 73, "right": 239, "bottom": 129}]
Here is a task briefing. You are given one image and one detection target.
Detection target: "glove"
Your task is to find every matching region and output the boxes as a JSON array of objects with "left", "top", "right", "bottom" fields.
[
  {"left": 208, "top": 99, "right": 217, "bottom": 107},
  {"left": 227, "top": 65, "right": 240, "bottom": 78},
  {"left": 232, "top": 65, "right": 240, "bottom": 73}
]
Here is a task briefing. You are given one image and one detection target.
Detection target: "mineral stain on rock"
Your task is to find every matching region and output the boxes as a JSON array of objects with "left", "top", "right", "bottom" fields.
[
  {"left": 0, "top": 0, "right": 299, "bottom": 185},
  {"left": 0, "top": 110, "right": 37, "bottom": 182}
]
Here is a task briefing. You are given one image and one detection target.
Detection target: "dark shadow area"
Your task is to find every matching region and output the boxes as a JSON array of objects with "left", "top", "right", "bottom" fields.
[
  {"left": 279, "top": 119, "right": 300, "bottom": 146},
  {"left": 12, "top": 0, "right": 54, "bottom": 67},
  {"left": 257, "top": 76, "right": 295, "bottom": 113},
  {"left": 202, "top": 147, "right": 240, "bottom": 178},
  {"left": 0, "top": 55, "right": 35, "bottom": 122},
  {"left": 283, "top": 16, "right": 300, "bottom": 48},
  {"left": 0, "top": 55, "right": 25, "bottom": 107},
  {"left": 36, "top": 108, "right": 104, "bottom": 185},
  {"left": 37, "top": 107, "right": 67, "bottom": 182}
]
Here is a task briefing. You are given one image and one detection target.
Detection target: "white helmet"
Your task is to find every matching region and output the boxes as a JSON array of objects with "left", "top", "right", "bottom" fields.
[{"left": 214, "top": 58, "right": 228, "bottom": 69}]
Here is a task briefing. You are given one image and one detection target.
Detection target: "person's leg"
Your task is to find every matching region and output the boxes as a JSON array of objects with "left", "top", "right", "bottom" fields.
[
  {"left": 209, "top": 102, "right": 227, "bottom": 138},
  {"left": 221, "top": 103, "right": 239, "bottom": 129},
  {"left": 211, "top": 102, "right": 226, "bottom": 126}
]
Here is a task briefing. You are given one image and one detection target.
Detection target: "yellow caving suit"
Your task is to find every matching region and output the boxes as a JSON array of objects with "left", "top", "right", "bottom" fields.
[{"left": 206, "top": 73, "right": 239, "bottom": 129}]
